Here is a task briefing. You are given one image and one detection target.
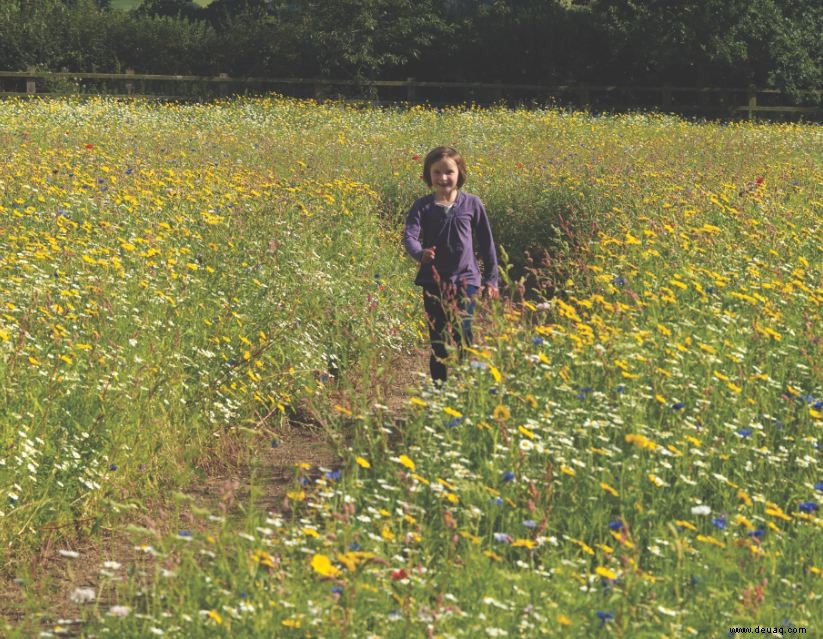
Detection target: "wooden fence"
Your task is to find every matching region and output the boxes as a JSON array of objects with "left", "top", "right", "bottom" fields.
[{"left": 1, "top": 70, "right": 820, "bottom": 120}]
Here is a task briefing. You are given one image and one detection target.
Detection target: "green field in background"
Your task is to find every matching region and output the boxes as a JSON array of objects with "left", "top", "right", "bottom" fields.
[{"left": 110, "top": 0, "right": 213, "bottom": 10}]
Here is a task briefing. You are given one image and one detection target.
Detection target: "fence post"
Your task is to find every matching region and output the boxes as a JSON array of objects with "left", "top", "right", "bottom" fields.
[
  {"left": 126, "top": 68, "right": 135, "bottom": 96},
  {"left": 747, "top": 89, "right": 757, "bottom": 120},
  {"left": 26, "top": 68, "right": 36, "bottom": 95},
  {"left": 406, "top": 77, "right": 416, "bottom": 103}
]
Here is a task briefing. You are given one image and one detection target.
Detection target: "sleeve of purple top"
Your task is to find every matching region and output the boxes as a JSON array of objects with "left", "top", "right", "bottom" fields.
[
  {"left": 475, "top": 200, "right": 499, "bottom": 286},
  {"left": 403, "top": 202, "right": 423, "bottom": 262}
]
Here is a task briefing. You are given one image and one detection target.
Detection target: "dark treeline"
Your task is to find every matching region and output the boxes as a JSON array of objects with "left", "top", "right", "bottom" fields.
[{"left": 1, "top": 0, "right": 820, "bottom": 103}]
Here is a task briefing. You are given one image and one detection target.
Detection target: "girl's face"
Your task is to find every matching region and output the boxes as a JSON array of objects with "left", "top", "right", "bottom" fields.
[{"left": 429, "top": 157, "right": 459, "bottom": 201}]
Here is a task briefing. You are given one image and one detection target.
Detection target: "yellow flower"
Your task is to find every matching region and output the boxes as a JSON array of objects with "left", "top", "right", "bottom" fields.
[
  {"left": 398, "top": 455, "right": 416, "bottom": 472},
  {"left": 483, "top": 550, "right": 503, "bottom": 562},
  {"left": 489, "top": 364, "right": 502, "bottom": 383},
  {"left": 595, "top": 566, "right": 617, "bottom": 580},
  {"left": 765, "top": 507, "right": 792, "bottom": 522},
  {"left": 336, "top": 551, "right": 375, "bottom": 571},
  {"left": 571, "top": 539, "right": 595, "bottom": 555},
  {"left": 355, "top": 456, "right": 370, "bottom": 469},
  {"left": 512, "top": 539, "right": 537, "bottom": 549},
  {"left": 207, "top": 609, "right": 223, "bottom": 624},
  {"left": 696, "top": 535, "right": 725, "bottom": 548},
  {"left": 251, "top": 549, "right": 277, "bottom": 569},
  {"left": 310, "top": 553, "right": 341, "bottom": 578},
  {"left": 626, "top": 433, "right": 658, "bottom": 451},
  {"left": 493, "top": 404, "right": 510, "bottom": 421},
  {"left": 443, "top": 406, "right": 462, "bottom": 418},
  {"left": 600, "top": 482, "right": 619, "bottom": 497}
]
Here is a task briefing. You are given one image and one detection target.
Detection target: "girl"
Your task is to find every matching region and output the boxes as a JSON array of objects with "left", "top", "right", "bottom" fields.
[{"left": 403, "top": 146, "right": 499, "bottom": 384}]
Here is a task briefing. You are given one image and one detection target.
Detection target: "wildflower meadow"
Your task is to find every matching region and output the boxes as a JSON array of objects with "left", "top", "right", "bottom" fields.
[{"left": 1, "top": 97, "right": 820, "bottom": 637}]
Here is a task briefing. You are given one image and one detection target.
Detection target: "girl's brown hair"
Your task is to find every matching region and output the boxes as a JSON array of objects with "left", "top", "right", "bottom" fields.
[{"left": 422, "top": 146, "right": 467, "bottom": 188}]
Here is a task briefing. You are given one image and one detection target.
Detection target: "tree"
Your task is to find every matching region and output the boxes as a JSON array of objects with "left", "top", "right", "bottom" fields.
[
  {"left": 135, "top": 0, "right": 203, "bottom": 21},
  {"left": 590, "top": 0, "right": 822, "bottom": 101},
  {"left": 294, "top": 0, "right": 448, "bottom": 80}
]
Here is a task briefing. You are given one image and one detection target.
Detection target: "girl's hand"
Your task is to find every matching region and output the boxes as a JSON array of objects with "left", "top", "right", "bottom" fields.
[
  {"left": 420, "top": 247, "right": 436, "bottom": 264},
  {"left": 484, "top": 285, "right": 500, "bottom": 300}
]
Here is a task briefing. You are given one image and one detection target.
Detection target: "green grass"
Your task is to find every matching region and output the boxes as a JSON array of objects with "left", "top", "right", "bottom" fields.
[{"left": 1, "top": 97, "right": 820, "bottom": 637}]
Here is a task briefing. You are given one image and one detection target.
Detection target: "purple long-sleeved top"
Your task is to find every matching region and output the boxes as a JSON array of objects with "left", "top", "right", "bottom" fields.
[{"left": 403, "top": 191, "right": 498, "bottom": 288}]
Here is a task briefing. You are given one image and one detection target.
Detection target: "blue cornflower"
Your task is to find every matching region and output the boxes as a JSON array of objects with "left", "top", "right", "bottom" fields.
[
  {"left": 616, "top": 385, "right": 626, "bottom": 394},
  {"left": 299, "top": 477, "right": 311, "bottom": 486},
  {"left": 331, "top": 585, "right": 344, "bottom": 595},
  {"left": 109, "top": 464, "right": 118, "bottom": 471},
  {"left": 612, "top": 276, "right": 626, "bottom": 287},
  {"left": 271, "top": 439, "right": 280, "bottom": 448},
  {"left": 125, "top": 167, "right": 134, "bottom": 175},
  {"left": 522, "top": 519, "right": 537, "bottom": 529},
  {"left": 532, "top": 336, "right": 544, "bottom": 345},
  {"left": 491, "top": 496, "right": 504, "bottom": 506},
  {"left": 493, "top": 533, "right": 512, "bottom": 543},
  {"left": 447, "top": 417, "right": 463, "bottom": 428},
  {"left": 178, "top": 530, "right": 192, "bottom": 538},
  {"left": 596, "top": 611, "right": 614, "bottom": 627},
  {"left": 712, "top": 516, "right": 727, "bottom": 529},
  {"left": 672, "top": 402, "right": 685, "bottom": 410},
  {"left": 748, "top": 527, "right": 765, "bottom": 539},
  {"left": 348, "top": 542, "right": 361, "bottom": 551},
  {"left": 815, "top": 482, "right": 823, "bottom": 492},
  {"left": 798, "top": 501, "right": 819, "bottom": 513},
  {"left": 608, "top": 520, "right": 624, "bottom": 531},
  {"left": 501, "top": 471, "right": 515, "bottom": 482},
  {"left": 324, "top": 470, "right": 341, "bottom": 481},
  {"left": 736, "top": 428, "right": 753, "bottom": 438}
]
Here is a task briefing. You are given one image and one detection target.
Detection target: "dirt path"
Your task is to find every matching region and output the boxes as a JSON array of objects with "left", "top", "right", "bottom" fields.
[{"left": 0, "top": 346, "right": 428, "bottom": 636}]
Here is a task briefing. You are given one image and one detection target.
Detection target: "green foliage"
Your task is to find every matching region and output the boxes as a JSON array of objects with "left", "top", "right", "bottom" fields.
[{"left": 0, "top": 0, "right": 819, "bottom": 103}]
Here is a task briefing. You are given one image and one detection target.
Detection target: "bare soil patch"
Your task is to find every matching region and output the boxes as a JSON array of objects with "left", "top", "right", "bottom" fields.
[{"left": 0, "top": 347, "right": 426, "bottom": 636}]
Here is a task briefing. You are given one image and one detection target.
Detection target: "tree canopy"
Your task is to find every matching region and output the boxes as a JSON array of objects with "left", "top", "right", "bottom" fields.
[{"left": 0, "top": 0, "right": 819, "bottom": 102}]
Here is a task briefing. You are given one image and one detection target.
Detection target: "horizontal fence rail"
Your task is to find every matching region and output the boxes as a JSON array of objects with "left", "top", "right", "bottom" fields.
[{"left": 0, "top": 71, "right": 820, "bottom": 120}]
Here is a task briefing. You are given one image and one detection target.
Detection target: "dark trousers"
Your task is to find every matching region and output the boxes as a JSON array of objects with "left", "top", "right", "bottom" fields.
[{"left": 423, "top": 283, "right": 478, "bottom": 383}]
